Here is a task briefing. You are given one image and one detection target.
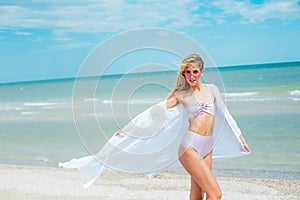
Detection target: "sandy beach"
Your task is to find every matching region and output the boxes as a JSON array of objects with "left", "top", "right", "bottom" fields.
[{"left": 0, "top": 164, "right": 299, "bottom": 200}]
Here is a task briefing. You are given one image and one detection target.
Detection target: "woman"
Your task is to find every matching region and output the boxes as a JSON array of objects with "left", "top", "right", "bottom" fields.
[
  {"left": 60, "top": 54, "right": 250, "bottom": 195},
  {"left": 164, "top": 54, "right": 250, "bottom": 199}
]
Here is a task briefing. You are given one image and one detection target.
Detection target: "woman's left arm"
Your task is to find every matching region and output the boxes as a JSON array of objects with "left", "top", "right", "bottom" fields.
[
  {"left": 210, "top": 84, "right": 251, "bottom": 153},
  {"left": 239, "top": 134, "right": 251, "bottom": 153}
]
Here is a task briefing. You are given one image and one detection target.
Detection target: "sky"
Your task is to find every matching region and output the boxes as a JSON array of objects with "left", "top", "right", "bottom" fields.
[{"left": 0, "top": 0, "right": 299, "bottom": 83}]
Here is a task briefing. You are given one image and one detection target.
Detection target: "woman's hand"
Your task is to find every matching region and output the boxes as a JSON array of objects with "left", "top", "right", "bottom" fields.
[
  {"left": 239, "top": 134, "right": 251, "bottom": 153},
  {"left": 114, "top": 129, "right": 122, "bottom": 136},
  {"left": 243, "top": 142, "right": 251, "bottom": 153}
]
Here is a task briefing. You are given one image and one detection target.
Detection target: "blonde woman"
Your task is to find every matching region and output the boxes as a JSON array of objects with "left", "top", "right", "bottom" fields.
[{"left": 166, "top": 54, "right": 250, "bottom": 199}]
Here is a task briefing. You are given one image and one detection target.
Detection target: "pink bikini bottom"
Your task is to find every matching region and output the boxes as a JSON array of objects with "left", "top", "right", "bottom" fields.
[{"left": 181, "top": 130, "right": 214, "bottom": 158}]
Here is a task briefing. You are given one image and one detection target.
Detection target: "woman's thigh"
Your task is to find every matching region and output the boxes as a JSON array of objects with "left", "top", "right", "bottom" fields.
[
  {"left": 189, "top": 152, "right": 213, "bottom": 198},
  {"left": 204, "top": 151, "right": 212, "bottom": 169},
  {"left": 179, "top": 148, "right": 219, "bottom": 194}
]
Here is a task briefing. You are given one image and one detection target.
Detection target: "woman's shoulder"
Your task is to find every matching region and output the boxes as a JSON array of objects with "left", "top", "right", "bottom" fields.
[
  {"left": 204, "top": 83, "right": 217, "bottom": 89},
  {"left": 174, "top": 90, "right": 189, "bottom": 102},
  {"left": 173, "top": 90, "right": 184, "bottom": 97},
  {"left": 205, "top": 84, "right": 219, "bottom": 93}
]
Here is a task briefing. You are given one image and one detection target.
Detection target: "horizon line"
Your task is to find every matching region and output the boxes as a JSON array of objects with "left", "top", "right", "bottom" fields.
[{"left": 1, "top": 60, "right": 299, "bottom": 85}]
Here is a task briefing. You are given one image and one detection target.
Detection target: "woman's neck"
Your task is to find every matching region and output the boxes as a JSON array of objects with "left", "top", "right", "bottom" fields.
[{"left": 190, "top": 82, "right": 202, "bottom": 91}]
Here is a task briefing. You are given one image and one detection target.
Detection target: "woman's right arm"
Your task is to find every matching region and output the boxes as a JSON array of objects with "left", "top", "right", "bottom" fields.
[
  {"left": 116, "top": 95, "right": 179, "bottom": 136},
  {"left": 166, "top": 93, "right": 179, "bottom": 109},
  {"left": 114, "top": 129, "right": 122, "bottom": 136}
]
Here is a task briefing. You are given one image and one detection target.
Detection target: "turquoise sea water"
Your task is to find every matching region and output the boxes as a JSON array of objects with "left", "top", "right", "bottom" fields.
[{"left": 0, "top": 62, "right": 299, "bottom": 180}]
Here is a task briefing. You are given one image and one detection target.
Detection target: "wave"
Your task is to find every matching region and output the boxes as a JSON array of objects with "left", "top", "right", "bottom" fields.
[
  {"left": 223, "top": 91, "right": 300, "bottom": 102},
  {"left": 288, "top": 97, "right": 300, "bottom": 101},
  {"left": 225, "top": 97, "right": 278, "bottom": 102},
  {"left": 85, "top": 91, "right": 300, "bottom": 104},
  {"left": 83, "top": 98, "right": 101, "bottom": 102},
  {"left": 290, "top": 90, "right": 300, "bottom": 96},
  {"left": 224, "top": 92, "right": 258, "bottom": 97},
  {"left": 24, "top": 102, "right": 65, "bottom": 107},
  {"left": 24, "top": 100, "right": 71, "bottom": 109},
  {"left": 99, "top": 95, "right": 299, "bottom": 104},
  {"left": 0, "top": 100, "right": 71, "bottom": 112},
  {"left": 0, "top": 105, "right": 15, "bottom": 111},
  {"left": 102, "top": 98, "right": 164, "bottom": 105},
  {"left": 0, "top": 89, "right": 299, "bottom": 113},
  {"left": 21, "top": 111, "right": 39, "bottom": 115},
  {"left": 34, "top": 156, "right": 52, "bottom": 163}
]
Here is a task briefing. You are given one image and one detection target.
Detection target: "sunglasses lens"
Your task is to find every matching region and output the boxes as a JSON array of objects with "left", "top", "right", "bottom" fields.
[{"left": 183, "top": 69, "right": 201, "bottom": 79}]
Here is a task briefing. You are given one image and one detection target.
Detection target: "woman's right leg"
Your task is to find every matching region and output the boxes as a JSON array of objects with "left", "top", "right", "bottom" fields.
[
  {"left": 190, "top": 178, "right": 204, "bottom": 200},
  {"left": 179, "top": 146, "right": 222, "bottom": 200}
]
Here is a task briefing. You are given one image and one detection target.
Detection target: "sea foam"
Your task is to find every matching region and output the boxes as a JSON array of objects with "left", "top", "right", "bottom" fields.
[
  {"left": 224, "top": 92, "right": 258, "bottom": 97},
  {"left": 290, "top": 90, "right": 300, "bottom": 96}
]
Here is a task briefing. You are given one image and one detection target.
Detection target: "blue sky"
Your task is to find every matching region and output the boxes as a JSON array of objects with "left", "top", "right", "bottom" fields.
[{"left": 0, "top": 0, "right": 299, "bottom": 83}]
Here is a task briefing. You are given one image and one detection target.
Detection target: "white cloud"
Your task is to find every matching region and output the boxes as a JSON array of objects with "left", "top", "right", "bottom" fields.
[
  {"left": 0, "top": 0, "right": 204, "bottom": 34},
  {"left": 212, "top": 0, "right": 300, "bottom": 23},
  {"left": 32, "top": 42, "right": 94, "bottom": 53},
  {"left": 0, "top": 0, "right": 299, "bottom": 36}
]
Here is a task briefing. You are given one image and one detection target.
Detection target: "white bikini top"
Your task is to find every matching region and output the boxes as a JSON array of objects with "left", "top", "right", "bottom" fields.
[{"left": 186, "top": 102, "right": 215, "bottom": 119}]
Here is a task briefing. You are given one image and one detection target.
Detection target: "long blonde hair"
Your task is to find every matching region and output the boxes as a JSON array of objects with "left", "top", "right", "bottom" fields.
[{"left": 168, "top": 54, "right": 204, "bottom": 98}]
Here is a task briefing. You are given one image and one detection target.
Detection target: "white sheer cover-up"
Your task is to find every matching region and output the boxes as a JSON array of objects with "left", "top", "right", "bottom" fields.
[{"left": 59, "top": 84, "right": 250, "bottom": 188}]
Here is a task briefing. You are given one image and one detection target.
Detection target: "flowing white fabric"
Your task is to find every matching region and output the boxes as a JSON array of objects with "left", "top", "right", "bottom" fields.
[{"left": 59, "top": 84, "right": 249, "bottom": 188}]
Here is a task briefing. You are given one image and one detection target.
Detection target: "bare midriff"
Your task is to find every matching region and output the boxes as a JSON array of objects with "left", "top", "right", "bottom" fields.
[{"left": 188, "top": 113, "right": 214, "bottom": 136}]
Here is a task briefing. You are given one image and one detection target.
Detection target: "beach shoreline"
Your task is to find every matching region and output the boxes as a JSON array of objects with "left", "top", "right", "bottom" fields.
[{"left": 0, "top": 163, "right": 299, "bottom": 200}]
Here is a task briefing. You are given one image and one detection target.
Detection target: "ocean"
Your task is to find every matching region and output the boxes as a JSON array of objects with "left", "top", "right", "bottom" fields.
[{"left": 0, "top": 62, "right": 299, "bottom": 180}]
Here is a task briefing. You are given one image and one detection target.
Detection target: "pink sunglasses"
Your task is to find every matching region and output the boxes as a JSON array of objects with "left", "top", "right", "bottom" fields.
[{"left": 183, "top": 70, "right": 201, "bottom": 78}]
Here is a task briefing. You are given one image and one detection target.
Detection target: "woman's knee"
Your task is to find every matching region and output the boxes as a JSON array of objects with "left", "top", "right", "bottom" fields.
[
  {"left": 207, "top": 188, "right": 222, "bottom": 200},
  {"left": 215, "top": 189, "right": 222, "bottom": 199},
  {"left": 190, "top": 193, "right": 203, "bottom": 200}
]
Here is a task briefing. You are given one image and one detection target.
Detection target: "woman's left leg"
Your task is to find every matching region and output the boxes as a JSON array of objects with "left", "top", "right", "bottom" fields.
[{"left": 189, "top": 151, "right": 213, "bottom": 200}]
